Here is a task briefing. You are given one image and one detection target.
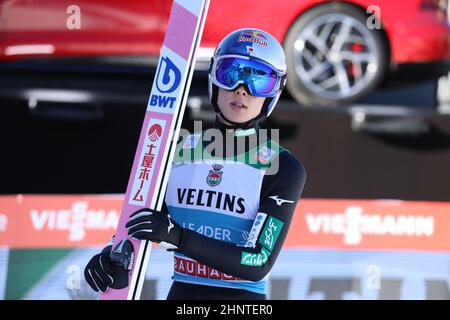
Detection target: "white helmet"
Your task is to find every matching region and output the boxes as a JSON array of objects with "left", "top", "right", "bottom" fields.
[{"left": 209, "top": 28, "right": 287, "bottom": 127}]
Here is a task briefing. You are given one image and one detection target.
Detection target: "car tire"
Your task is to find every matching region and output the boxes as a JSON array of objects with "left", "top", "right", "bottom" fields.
[{"left": 283, "top": 2, "right": 389, "bottom": 108}]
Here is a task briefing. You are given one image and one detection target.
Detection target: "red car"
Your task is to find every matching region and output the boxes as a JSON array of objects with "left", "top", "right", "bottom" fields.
[{"left": 1, "top": 0, "right": 449, "bottom": 107}]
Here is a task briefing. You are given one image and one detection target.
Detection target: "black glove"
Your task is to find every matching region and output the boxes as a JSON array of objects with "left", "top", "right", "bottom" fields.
[
  {"left": 125, "top": 208, "right": 183, "bottom": 250},
  {"left": 84, "top": 245, "right": 129, "bottom": 292}
]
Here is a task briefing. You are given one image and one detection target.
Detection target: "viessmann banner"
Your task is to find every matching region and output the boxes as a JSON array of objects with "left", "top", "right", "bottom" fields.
[
  {"left": 1, "top": 195, "right": 450, "bottom": 250},
  {"left": 1, "top": 195, "right": 450, "bottom": 300}
]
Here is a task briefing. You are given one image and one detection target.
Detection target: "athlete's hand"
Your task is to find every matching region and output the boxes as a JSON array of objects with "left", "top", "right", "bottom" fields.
[
  {"left": 126, "top": 208, "right": 182, "bottom": 250},
  {"left": 84, "top": 245, "right": 129, "bottom": 292}
]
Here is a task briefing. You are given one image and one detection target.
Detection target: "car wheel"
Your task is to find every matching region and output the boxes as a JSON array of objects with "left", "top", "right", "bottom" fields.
[{"left": 284, "top": 3, "right": 389, "bottom": 108}]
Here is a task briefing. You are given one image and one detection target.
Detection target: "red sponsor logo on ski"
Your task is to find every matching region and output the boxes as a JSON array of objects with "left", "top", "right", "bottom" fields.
[
  {"left": 148, "top": 124, "right": 162, "bottom": 142},
  {"left": 130, "top": 119, "right": 166, "bottom": 206}
]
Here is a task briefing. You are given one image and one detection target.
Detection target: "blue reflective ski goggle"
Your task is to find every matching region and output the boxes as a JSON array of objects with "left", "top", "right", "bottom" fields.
[{"left": 212, "top": 56, "right": 285, "bottom": 97}]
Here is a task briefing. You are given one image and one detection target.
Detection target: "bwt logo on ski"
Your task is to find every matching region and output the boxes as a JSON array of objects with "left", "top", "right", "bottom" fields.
[
  {"left": 156, "top": 56, "right": 181, "bottom": 93},
  {"left": 150, "top": 56, "right": 181, "bottom": 109}
]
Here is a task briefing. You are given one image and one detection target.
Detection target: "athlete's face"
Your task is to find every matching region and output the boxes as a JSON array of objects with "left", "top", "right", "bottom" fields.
[{"left": 217, "top": 86, "right": 265, "bottom": 124}]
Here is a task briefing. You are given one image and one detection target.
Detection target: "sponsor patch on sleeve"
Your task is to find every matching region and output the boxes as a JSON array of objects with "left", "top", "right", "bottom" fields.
[
  {"left": 241, "top": 247, "right": 271, "bottom": 267},
  {"left": 259, "top": 216, "right": 284, "bottom": 252},
  {"left": 244, "top": 212, "right": 267, "bottom": 248},
  {"left": 241, "top": 215, "right": 284, "bottom": 267}
]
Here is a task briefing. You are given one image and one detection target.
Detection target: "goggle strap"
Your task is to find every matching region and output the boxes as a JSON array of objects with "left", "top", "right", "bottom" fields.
[{"left": 280, "top": 74, "right": 287, "bottom": 91}]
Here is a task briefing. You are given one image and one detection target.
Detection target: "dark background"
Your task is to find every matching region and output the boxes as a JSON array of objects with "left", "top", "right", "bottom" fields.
[{"left": 1, "top": 66, "right": 449, "bottom": 201}]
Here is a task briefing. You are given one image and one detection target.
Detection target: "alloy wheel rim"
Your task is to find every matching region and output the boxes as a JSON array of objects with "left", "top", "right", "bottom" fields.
[{"left": 292, "top": 13, "right": 380, "bottom": 100}]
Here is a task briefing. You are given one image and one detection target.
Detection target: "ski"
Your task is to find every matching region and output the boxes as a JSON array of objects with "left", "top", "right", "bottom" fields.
[{"left": 100, "top": 0, "right": 210, "bottom": 300}]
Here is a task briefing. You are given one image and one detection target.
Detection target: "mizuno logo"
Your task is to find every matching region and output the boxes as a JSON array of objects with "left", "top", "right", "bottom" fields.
[
  {"left": 167, "top": 215, "right": 174, "bottom": 234},
  {"left": 269, "top": 195, "right": 294, "bottom": 206}
]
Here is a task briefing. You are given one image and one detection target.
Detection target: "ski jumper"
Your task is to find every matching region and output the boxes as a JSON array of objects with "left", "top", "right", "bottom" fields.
[{"left": 164, "top": 121, "right": 306, "bottom": 299}]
